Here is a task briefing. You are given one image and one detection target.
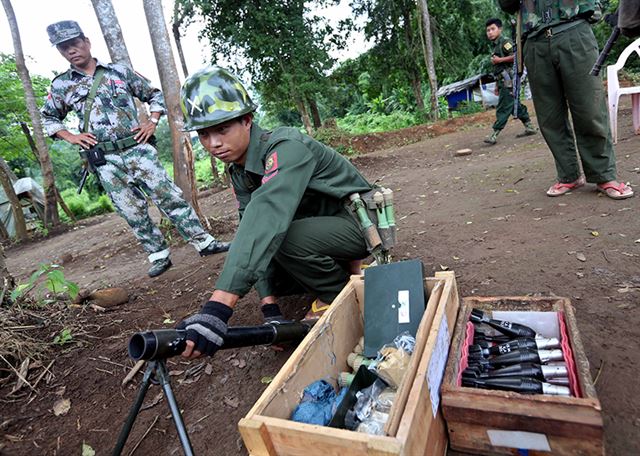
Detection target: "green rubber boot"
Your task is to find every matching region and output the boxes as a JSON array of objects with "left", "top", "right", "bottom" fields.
[
  {"left": 483, "top": 130, "right": 500, "bottom": 145},
  {"left": 517, "top": 122, "right": 538, "bottom": 137}
]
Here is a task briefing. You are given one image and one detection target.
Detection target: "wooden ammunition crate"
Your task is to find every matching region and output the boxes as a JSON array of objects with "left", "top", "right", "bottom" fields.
[
  {"left": 239, "top": 271, "right": 460, "bottom": 456},
  {"left": 441, "top": 296, "right": 604, "bottom": 455}
]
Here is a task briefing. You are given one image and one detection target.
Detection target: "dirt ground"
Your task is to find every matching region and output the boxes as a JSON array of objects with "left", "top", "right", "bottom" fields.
[{"left": 1, "top": 101, "right": 639, "bottom": 456}]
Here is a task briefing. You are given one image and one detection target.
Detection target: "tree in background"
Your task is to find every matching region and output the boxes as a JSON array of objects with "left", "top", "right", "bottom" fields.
[
  {"left": 351, "top": 0, "right": 427, "bottom": 111},
  {"left": 181, "top": 0, "right": 339, "bottom": 135},
  {"left": 90, "top": 0, "right": 149, "bottom": 124},
  {"left": 142, "top": 0, "right": 208, "bottom": 227},
  {"left": 417, "top": 0, "right": 438, "bottom": 119},
  {"left": 1, "top": 0, "right": 61, "bottom": 227}
]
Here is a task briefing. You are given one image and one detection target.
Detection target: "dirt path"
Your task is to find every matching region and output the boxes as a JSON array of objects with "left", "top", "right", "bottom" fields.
[{"left": 2, "top": 103, "right": 639, "bottom": 456}]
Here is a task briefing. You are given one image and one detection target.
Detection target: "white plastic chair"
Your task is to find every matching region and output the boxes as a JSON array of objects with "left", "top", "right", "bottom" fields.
[{"left": 607, "top": 37, "right": 640, "bottom": 144}]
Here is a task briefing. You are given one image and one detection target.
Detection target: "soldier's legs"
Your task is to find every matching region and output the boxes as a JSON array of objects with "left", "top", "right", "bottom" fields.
[
  {"left": 557, "top": 23, "right": 616, "bottom": 183},
  {"left": 95, "top": 154, "right": 169, "bottom": 261},
  {"left": 492, "top": 86, "right": 514, "bottom": 131},
  {"left": 274, "top": 214, "right": 368, "bottom": 303},
  {"left": 516, "top": 99, "right": 531, "bottom": 124},
  {"left": 524, "top": 37, "right": 582, "bottom": 183},
  {"left": 123, "top": 145, "right": 214, "bottom": 251}
]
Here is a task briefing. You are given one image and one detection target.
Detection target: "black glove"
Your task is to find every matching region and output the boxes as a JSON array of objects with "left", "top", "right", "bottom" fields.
[{"left": 177, "top": 300, "right": 233, "bottom": 356}]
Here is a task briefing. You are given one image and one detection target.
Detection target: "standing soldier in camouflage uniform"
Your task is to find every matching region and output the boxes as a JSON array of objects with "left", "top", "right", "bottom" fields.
[
  {"left": 498, "top": 1, "right": 634, "bottom": 199},
  {"left": 484, "top": 18, "right": 537, "bottom": 145},
  {"left": 175, "top": 67, "right": 374, "bottom": 358},
  {"left": 40, "top": 21, "right": 230, "bottom": 277}
]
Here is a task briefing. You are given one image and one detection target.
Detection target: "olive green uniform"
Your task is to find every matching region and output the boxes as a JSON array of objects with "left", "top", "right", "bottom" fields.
[
  {"left": 215, "top": 124, "right": 371, "bottom": 303},
  {"left": 500, "top": 0, "right": 616, "bottom": 184},
  {"left": 491, "top": 34, "right": 531, "bottom": 131}
]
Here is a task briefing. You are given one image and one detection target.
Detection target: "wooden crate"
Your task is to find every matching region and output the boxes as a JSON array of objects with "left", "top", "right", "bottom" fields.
[
  {"left": 441, "top": 296, "right": 604, "bottom": 455},
  {"left": 238, "top": 271, "right": 460, "bottom": 456}
]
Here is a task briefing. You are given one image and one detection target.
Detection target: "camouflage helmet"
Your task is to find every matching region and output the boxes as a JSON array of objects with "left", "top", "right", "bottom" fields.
[{"left": 180, "top": 66, "right": 258, "bottom": 131}]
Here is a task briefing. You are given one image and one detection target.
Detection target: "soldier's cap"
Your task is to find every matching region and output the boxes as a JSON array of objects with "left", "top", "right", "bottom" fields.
[{"left": 47, "top": 20, "right": 84, "bottom": 46}]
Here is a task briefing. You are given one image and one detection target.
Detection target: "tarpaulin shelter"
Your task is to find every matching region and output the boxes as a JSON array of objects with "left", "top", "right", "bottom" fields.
[{"left": 0, "top": 177, "right": 45, "bottom": 237}]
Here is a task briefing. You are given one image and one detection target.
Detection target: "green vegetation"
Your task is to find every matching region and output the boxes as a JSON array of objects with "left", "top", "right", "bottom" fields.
[{"left": 10, "top": 263, "right": 79, "bottom": 304}]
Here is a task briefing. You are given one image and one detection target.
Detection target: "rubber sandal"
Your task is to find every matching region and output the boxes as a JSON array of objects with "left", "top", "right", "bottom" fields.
[
  {"left": 302, "top": 300, "right": 331, "bottom": 321},
  {"left": 546, "top": 176, "right": 585, "bottom": 197},
  {"left": 597, "top": 181, "right": 634, "bottom": 200}
]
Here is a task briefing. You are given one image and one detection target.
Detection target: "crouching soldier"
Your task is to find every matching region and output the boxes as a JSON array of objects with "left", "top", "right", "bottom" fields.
[{"left": 177, "top": 66, "right": 374, "bottom": 358}]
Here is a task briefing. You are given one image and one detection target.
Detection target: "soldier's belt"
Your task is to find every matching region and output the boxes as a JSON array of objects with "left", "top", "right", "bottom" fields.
[
  {"left": 96, "top": 135, "right": 139, "bottom": 153},
  {"left": 529, "top": 19, "right": 585, "bottom": 40}
]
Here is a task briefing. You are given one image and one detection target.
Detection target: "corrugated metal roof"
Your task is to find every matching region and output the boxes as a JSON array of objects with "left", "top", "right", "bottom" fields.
[{"left": 436, "top": 74, "right": 484, "bottom": 97}]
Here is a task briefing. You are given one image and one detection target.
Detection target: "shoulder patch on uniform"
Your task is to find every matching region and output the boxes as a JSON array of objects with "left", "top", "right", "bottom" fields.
[
  {"left": 503, "top": 42, "right": 513, "bottom": 51},
  {"left": 265, "top": 152, "right": 278, "bottom": 173}
]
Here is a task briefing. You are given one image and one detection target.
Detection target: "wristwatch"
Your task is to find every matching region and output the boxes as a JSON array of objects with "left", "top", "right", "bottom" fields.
[{"left": 150, "top": 117, "right": 159, "bottom": 125}]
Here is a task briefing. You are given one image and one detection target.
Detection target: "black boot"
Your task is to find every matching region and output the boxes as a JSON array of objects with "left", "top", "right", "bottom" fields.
[
  {"left": 148, "top": 258, "right": 172, "bottom": 277},
  {"left": 199, "top": 240, "right": 231, "bottom": 256}
]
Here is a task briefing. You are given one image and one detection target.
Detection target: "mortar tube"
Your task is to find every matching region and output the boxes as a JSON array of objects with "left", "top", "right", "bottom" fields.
[
  {"left": 382, "top": 188, "right": 396, "bottom": 227},
  {"left": 373, "top": 191, "right": 389, "bottom": 229},
  {"left": 349, "top": 193, "right": 382, "bottom": 250}
]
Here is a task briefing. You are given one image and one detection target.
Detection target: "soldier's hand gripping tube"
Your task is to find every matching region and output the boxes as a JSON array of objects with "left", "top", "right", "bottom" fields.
[
  {"left": 462, "top": 377, "right": 571, "bottom": 396},
  {"left": 469, "top": 337, "right": 560, "bottom": 358},
  {"left": 128, "top": 322, "right": 312, "bottom": 361},
  {"left": 470, "top": 309, "right": 537, "bottom": 338}
]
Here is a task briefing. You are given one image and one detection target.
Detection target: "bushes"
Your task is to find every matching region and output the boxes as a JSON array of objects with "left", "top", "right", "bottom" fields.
[
  {"left": 59, "top": 188, "right": 114, "bottom": 222},
  {"left": 337, "top": 111, "right": 423, "bottom": 134}
]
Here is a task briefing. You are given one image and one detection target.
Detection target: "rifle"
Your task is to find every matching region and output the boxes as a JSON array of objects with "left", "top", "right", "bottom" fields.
[
  {"left": 591, "top": 10, "right": 621, "bottom": 76},
  {"left": 512, "top": 7, "right": 524, "bottom": 117}
]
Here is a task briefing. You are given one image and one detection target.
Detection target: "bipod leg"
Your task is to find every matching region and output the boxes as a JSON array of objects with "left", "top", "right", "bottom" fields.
[
  {"left": 155, "top": 360, "right": 195, "bottom": 456},
  {"left": 112, "top": 361, "right": 155, "bottom": 456}
]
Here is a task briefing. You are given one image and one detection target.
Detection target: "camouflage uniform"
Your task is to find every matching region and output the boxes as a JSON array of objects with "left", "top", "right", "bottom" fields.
[
  {"left": 41, "top": 60, "right": 216, "bottom": 262},
  {"left": 500, "top": 0, "right": 616, "bottom": 184},
  {"left": 491, "top": 34, "right": 531, "bottom": 131}
]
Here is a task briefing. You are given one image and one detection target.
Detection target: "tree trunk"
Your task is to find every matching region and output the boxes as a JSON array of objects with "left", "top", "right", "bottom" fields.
[
  {"left": 142, "top": 0, "right": 208, "bottom": 227},
  {"left": 0, "top": 243, "right": 14, "bottom": 305},
  {"left": 403, "top": 10, "right": 425, "bottom": 111},
  {"left": 295, "top": 98, "right": 314, "bottom": 136},
  {"left": 307, "top": 97, "right": 322, "bottom": 129},
  {"left": 2, "top": 0, "right": 60, "bottom": 227},
  {"left": 90, "top": 0, "right": 148, "bottom": 123},
  {"left": 20, "top": 122, "right": 75, "bottom": 222},
  {"left": 172, "top": 1, "right": 191, "bottom": 78},
  {"left": 417, "top": 0, "right": 439, "bottom": 120},
  {"left": 0, "top": 157, "right": 27, "bottom": 241},
  {"left": 410, "top": 72, "right": 425, "bottom": 111},
  {"left": 0, "top": 219, "right": 9, "bottom": 240}
]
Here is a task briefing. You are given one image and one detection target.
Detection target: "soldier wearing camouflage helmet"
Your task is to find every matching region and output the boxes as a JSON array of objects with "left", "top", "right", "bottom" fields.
[
  {"left": 176, "top": 66, "right": 373, "bottom": 359},
  {"left": 498, "top": 0, "right": 633, "bottom": 199},
  {"left": 40, "top": 21, "right": 230, "bottom": 277}
]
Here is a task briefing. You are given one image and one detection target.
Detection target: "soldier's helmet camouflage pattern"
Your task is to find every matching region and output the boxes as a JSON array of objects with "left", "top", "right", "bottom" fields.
[
  {"left": 180, "top": 66, "right": 258, "bottom": 131},
  {"left": 47, "top": 20, "right": 83, "bottom": 46}
]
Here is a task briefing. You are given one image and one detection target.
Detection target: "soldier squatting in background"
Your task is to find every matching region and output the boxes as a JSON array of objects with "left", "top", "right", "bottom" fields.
[
  {"left": 40, "top": 21, "right": 230, "bottom": 277},
  {"left": 176, "top": 67, "right": 374, "bottom": 359},
  {"left": 483, "top": 17, "right": 538, "bottom": 145},
  {"left": 498, "top": 0, "right": 634, "bottom": 199}
]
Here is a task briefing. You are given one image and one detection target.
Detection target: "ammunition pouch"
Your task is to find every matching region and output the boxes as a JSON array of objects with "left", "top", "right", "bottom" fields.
[
  {"left": 345, "top": 188, "right": 397, "bottom": 253},
  {"left": 80, "top": 146, "right": 107, "bottom": 173}
]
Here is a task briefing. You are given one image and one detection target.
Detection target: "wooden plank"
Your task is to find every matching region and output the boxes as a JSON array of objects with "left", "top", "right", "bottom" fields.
[
  {"left": 397, "top": 271, "right": 459, "bottom": 456},
  {"left": 384, "top": 277, "right": 445, "bottom": 435},
  {"left": 238, "top": 418, "right": 277, "bottom": 456},
  {"left": 256, "top": 416, "right": 402, "bottom": 456},
  {"left": 447, "top": 420, "right": 603, "bottom": 456}
]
